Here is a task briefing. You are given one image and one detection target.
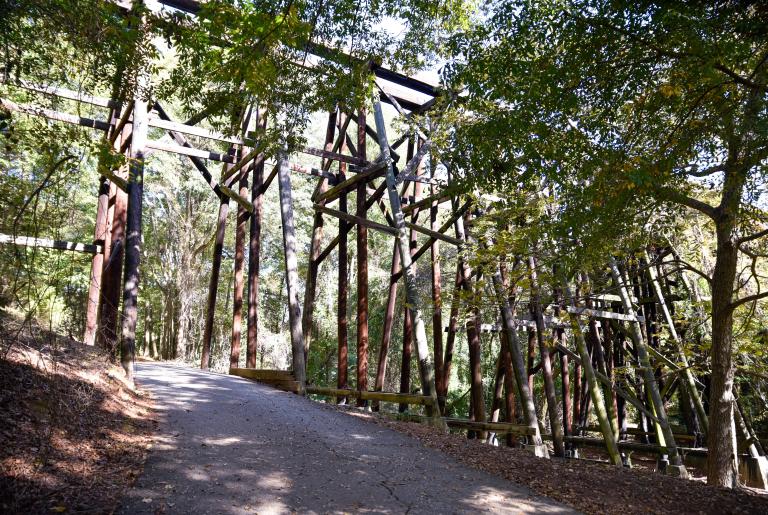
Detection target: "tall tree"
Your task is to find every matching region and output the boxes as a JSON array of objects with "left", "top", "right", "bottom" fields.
[{"left": 444, "top": 0, "right": 768, "bottom": 487}]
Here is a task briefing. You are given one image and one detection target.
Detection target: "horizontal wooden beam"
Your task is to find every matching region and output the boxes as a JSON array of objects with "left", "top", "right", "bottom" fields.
[
  {"left": 444, "top": 418, "right": 536, "bottom": 435},
  {"left": 229, "top": 367, "right": 300, "bottom": 392},
  {"left": 144, "top": 139, "right": 236, "bottom": 163},
  {"left": 316, "top": 161, "right": 386, "bottom": 203},
  {"left": 579, "top": 425, "right": 696, "bottom": 442},
  {"left": 566, "top": 306, "right": 644, "bottom": 323},
  {"left": 315, "top": 180, "right": 389, "bottom": 264},
  {"left": 146, "top": 115, "right": 251, "bottom": 146},
  {"left": 0, "top": 234, "right": 102, "bottom": 254},
  {"left": 404, "top": 221, "right": 463, "bottom": 247},
  {"left": 2, "top": 76, "right": 118, "bottom": 109},
  {"left": 563, "top": 436, "right": 709, "bottom": 457},
  {"left": 302, "top": 146, "right": 364, "bottom": 167},
  {"left": 306, "top": 386, "right": 436, "bottom": 406},
  {"left": 1, "top": 97, "right": 110, "bottom": 131},
  {"left": 314, "top": 204, "right": 398, "bottom": 236},
  {"left": 229, "top": 368, "right": 295, "bottom": 381},
  {"left": 402, "top": 191, "right": 453, "bottom": 214},
  {"left": 1, "top": 97, "right": 128, "bottom": 190}
]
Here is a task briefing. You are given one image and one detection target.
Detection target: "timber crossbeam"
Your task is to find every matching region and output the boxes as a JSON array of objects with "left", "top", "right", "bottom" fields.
[
  {"left": 0, "top": 234, "right": 103, "bottom": 254},
  {"left": 229, "top": 368, "right": 300, "bottom": 393},
  {"left": 306, "top": 387, "right": 437, "bottom": 407}
]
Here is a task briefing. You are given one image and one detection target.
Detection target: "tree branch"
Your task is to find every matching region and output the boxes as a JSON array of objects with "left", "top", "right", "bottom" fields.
[
  {"left": 714, "top": 63, "right": 765, "bottom": 90},
  {"left": 729, "top": 290, "right": 768, "bottom": 311},
  {"left": 737, "top": 226, "right": 768, "bottom": 245},
  {"left": 653, "top": 185, "right": 717, "bottom": 220},
  {"left": 684, "top": 164, "right": 726, "bottom": 177}
]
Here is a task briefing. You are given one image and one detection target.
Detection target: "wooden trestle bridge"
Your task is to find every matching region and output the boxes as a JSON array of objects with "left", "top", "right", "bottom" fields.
[{"left": 2, "top": 0, "right": 768, "bottom": 491}]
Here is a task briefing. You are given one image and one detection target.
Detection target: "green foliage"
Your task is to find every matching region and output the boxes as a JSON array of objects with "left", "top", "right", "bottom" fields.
[{"left": 442, "top": 0, "right": 768, "bottom": 265}]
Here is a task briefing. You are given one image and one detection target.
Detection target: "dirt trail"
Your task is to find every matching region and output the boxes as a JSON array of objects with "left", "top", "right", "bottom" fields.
[{"left": 119, "top": 363, "right": 575, "bottom": 514}]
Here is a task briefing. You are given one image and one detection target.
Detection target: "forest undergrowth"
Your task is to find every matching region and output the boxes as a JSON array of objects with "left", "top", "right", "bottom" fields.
[{"left": 0, "top": 315, "right": 155, "bottom": 514}]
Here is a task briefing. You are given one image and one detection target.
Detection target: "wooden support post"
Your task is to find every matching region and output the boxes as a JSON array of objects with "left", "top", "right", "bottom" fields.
[
  {"left": 97, "top": 127, "right": 129, "bottom": 355},
  {"left": 491, "top": 353, "right": 505, "bottom": 425},
  {"left": 608, "top": 258, "right": 687, "bottom": 477},
  {"left": 302, "top": 110, "right": 336, "bottom": 358},
  {"left": 399, "top": 139, "right": 416, "bottom": 412},
  {"left": 277, "top": 149, "right": 306, "bottom": 390},
  {"left": 552, "top": 283, "right": 573, "bottom": 449},
  {"left": 201, "top": 194, "right": 229, "bottom": 370},
  {"left": 337, "top": 113, "right": 349, "bottom": 395},
  {"left": 120, "top": 92, "right": 148, "bottom": 385},
  {"left": 528, "top": 257, "right": 565, "bottom": 456},
  {"left": 490, "top": 259, "right": 548, "bottom": 457},
  {"left": 373, "top": 100, "right": 443, "bottom": 427},
  {"left": 84, "top": 177, "right": 110, "bottom": 346},
  {"left": 373, "top": 241, "right": 400, "bottom": 408},
  {"left": 442, "top": 262, "right": 462, "bottom": 405},
  {"left": 499, "top": 261, "right": 519, "bottom": 446},
  {"left": 430, "top": 179, "right": 444, "bottom": 413},
  {"left": 646, "top": 251, "right": 709, "bottom": 434},
  {"left": 202, "top": 106, "right": 251, "bottom": 370},
  {"left": 583, "top": 282, "right": 620, "bottom": 439},
  {"left": 457, "top": 212, "right": 485, "bottom": 438},
  {"left": 356, "top": 108, "right": 369, "bottom": 406},
  {"left": 230, "top": 145, "right": 247, "bottom": 369},
  {"left": 563, "top": 284, "right": 622, "bottom": 466},
  {"left": 246, "top": 115, "right": 267, "bottom": 368}
]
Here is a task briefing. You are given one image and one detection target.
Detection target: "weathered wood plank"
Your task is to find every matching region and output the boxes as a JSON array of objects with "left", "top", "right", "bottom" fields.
[
  {"left": 316, "top": 161, "right": 386, "bottom": 203},
  {"left": 1, "top": 97, "right": 110, "bottom": 131},
  {"left": 229, "top": 368, "right": 295, "bottom": 381},
  {"left": 302, "top": 145, "right": 364, "bottom": 166},
  {"left": 314, "top": 204, "right": 398, "bottom": 235},
  {"left": 0, "top": 234, "right": 102, "bottom": 254},
  {"left": 566, "top": 306, "right": 645, "bottom": 323},
  {"left": 145, "top": 140, "right": 236, "bottom": 163},
  {"left": 402, "top": 190, "right": 452, "bottom": 213},
  {"left": 305, "top": 387, "right": 436, "bottom": 406},
  {"left": 2, "top": 76, "right": 117, "bottom": 108},
  {"left": 444, "top": 418, "right": 536, "bottom": 435},
  {"left": 404, "top": 221, "right": 464, "bottom": 246}
]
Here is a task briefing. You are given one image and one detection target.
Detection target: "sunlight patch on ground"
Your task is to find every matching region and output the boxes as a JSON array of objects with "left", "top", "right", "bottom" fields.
[
  {"left": 257, "top": 471, "right": 292, "bottom": 490},
  {"left": 204, "top": 436, "right": 243, "bottom": 446}
]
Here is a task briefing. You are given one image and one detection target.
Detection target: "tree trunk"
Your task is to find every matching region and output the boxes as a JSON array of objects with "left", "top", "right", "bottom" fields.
[
  {"left": 120, "top": 93, "right": 148, "bottom": 385},
  {"left": 707, "top": 224, "right": 740, "bottom": 486},
  {"left": 529, "top": 257, "right": 564, "bottom": 456},
  {"left": 491, "top": 259, "right": 547, "bottom": 457},
  {"left": 277, "top": 150, "right": 306, "bottom": 389}
]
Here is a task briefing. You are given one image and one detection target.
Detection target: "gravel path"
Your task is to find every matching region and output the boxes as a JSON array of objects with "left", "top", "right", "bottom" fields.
[{"left": 119, "top": 363, "right": 576, "bottom": 514}]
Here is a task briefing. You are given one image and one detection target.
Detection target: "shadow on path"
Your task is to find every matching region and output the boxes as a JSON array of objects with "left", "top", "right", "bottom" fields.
[{"left": 118, "top": 363, "right": 577, "bottom": 514}]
